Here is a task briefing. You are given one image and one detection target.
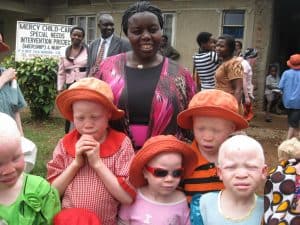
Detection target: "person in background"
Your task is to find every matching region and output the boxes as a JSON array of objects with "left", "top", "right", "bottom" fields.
[
  {"left": 118, "top": 135, "right": 197, "bottom": 225},
  {"left": 95, "top": 1, "right": 196, "bottom": 150},
  {"left": 159, "top": 34, "right": 180, "bottom": 60},
  {"left": 238, "top": 48, "right": 258, "bottom": 121},
  {"left": 210, "top": 38, "right": 217, "bottom": 51},
  {"left": 57, "top": 26, "right": 88, "bottom": 133},
  {"left": 88, "top": 14, "right": 131, "bottom": 76},
  {"left": 47, "top": 78, "right": 135, "bottom": 225},
  {"left": 193, "top": 32, "right": 218, "bottom": 91},
  {"left": 279, "top": 54, "right": 300, "bottom": 139},
  {"left": 0, "top": 112, "right": 61, "bottom": 224},
  {"left": 177, "top": 89, "right": 248, "bottom": 202},
  {"left": 264, "top": 137, "right": 300, "bottom": 224},
  {"left": 191, "top": 135, "right": 267, "bottom": 225},
  {"left": 0, "top": 31, "right": 26, "bottom": 136},
  {"left": 234, "top": 40, "right": 243, "bottom": 57},
  {"left": 215, "top": 34, "right": 244, "bottom": 107},
  {"left": 265, "top": 63, "right": 281, "bottom": 122}
]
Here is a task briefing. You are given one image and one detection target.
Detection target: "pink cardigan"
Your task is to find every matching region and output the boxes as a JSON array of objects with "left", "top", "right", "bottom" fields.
[{"left": 57, "top": 46, "right": 88, "bottom": 91}]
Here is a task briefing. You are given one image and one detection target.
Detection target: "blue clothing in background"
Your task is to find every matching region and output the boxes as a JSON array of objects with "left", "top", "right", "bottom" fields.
[
  {"left": 279, "top": 69, "right": 300, "bottom": 109},
  {"left": 0, "top": 67, "right": 27, "bottom": 118}
]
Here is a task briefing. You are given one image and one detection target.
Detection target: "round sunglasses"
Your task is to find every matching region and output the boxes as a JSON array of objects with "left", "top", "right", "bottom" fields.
[{"left": 145, "top": 165, "right": 184, "bottom": 178}]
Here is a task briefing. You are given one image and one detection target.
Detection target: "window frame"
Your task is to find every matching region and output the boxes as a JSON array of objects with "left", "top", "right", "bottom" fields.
[
  {"left": 66, "top": 15, "right": 97, "bottom": 44},
  {"left": 162, "top": 12, "right": 176, "bottom": 46},
  {"left": 222, "top": 10, "right": 245, "bottom": 39}
]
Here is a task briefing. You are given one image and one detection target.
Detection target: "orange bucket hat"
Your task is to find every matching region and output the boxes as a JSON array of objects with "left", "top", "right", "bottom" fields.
[
  {"left": 54, "top": 208, "right": 102, "bottom": 225},
  {"left": 177, "top": 89, "right": 248, "bottom": 130},
  {"left": 129, "top": 135, "right": 198, "bottom": 188},
  {"left": 56, "top": 77, "right": 124, "bottom": 121},
  {"left": 287, "top": 54, "right": 300, "bottom": 70}
]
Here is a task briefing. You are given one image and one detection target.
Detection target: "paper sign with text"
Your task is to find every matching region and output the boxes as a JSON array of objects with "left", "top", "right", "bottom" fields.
[{"left": 16, "top": 21, "right": 73, "bottom": 61}]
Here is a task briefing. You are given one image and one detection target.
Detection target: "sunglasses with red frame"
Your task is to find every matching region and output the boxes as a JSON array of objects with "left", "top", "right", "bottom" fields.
[{"left": 145, "top": 165, "right": 184, "bottom": 178}]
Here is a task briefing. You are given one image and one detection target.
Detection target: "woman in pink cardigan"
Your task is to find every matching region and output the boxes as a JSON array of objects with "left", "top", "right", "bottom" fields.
[{"left": 57, "top": 26, "right": 88, "bottom": 133}]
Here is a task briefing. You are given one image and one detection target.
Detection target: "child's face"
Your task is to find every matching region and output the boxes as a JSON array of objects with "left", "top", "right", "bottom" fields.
[
  {"left": 270, "top": 67, "right": 277, "bottom": 77},
  {"left": 193, "top": 116, "right": 235, "bottom": 156},
  {"left": 0, "top": 137, "right": 25, "bottom": 188},
  {"left": 217, "top": 148, "right": 267, "bottom": 198},
  {"left": 143, "top": 152, "right": 182, "bottom": 198},
  {"left": 73, "top": 100, "right": 111, "bottom": 141}
]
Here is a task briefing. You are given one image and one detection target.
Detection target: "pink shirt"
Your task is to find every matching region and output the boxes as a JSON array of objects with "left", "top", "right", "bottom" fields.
[
  {"left": 119, "top": 190, "right": 191, "bottom": 225},
  {"left": 57, "top": 46, "right": 88, "bottom": 91}
]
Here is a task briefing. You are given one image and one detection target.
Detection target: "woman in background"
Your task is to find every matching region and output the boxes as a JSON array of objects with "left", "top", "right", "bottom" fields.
[{"left": 215, "top": 34, "right": 244, "bottom": 107}]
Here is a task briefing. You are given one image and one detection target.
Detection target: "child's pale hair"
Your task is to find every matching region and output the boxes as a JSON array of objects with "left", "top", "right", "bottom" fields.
[
  {"left": 218, "top": 134, "right": 265, "bottom": 165},
  {"left": 278, "top": 137, "right": 300, "bottom": 161},
  {"left": 0, "top": 112, "right": 21, "bottom": 140}
]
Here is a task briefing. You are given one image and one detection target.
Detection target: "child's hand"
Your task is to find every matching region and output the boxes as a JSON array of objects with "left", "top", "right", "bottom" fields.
[
  {"left": 74, "top": 134, "right": 98, "bottom": 167},
  {"left": 84, "top": 137, "right": 102, "bottom": 169}
]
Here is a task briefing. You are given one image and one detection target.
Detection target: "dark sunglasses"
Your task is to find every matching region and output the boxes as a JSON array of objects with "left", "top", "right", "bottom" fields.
[{"left": 145, "top": 165, "right": 184, "bottom": 178}]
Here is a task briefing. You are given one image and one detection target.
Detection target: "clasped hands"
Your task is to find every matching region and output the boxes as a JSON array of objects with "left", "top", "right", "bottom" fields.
[{"left": 74, "top": 134, "right": 102, "bottom": 169}]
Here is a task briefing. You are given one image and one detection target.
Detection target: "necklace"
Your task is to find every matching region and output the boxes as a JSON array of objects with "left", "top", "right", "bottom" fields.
[
  {"left": 218, "top": 190, "right": 257, "bottom": 221},
  {"left": 137, "top": 64, "right": 143, "bottom": 69}
]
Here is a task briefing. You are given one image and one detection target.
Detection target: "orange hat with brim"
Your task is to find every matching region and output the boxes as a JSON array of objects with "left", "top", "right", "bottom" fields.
[
  {"left": 177, "top": 89, "right": 248, "bottom": 131},
  {"left": 0, "top": 41, "right": 9, "bottom": 52},
  {"left": 287, "top": 54, "right": 300, "bottom": 70},
  {"left": 129, "top": 135, "right": 198, "bottom": 188},
  {"left": 54, "top": 208, "right": 102, "bottom": 225},
  {"left": 56, "top": 77, "right": 124, "bottom": 121}
]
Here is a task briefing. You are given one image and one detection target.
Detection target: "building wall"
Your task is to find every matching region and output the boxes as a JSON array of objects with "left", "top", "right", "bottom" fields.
[{"left": 0, "top": 0, "right": 274, "bottom": 105}]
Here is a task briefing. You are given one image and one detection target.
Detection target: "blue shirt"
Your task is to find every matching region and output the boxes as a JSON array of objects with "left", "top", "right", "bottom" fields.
[
  {"left": 190, "top": 192, "right": 263, "bottom": 225},
  {"left": 279, "top": 69, "right": 300, "bottom": 109}
]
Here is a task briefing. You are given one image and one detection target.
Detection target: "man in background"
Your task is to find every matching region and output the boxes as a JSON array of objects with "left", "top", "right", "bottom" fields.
[{"left": 87, "top": 14, "right": 131, "bottom": 76}]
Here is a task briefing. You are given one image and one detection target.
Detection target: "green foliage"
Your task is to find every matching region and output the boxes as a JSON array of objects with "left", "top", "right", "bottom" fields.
[{"left": 1, "top": 54, "right": 58, "bottom": 120}]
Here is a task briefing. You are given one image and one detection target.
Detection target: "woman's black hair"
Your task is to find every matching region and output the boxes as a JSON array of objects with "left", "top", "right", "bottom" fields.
[
  {"left": 196, "top": 32, "right": 212, "bottom": 46},
  {"left": 70, "top": 26, "right": 85, "bottom": 38},
  {"left": 122, "top": 1, "right": 163, "bottom": 36},
  {"left": 218, "top": 34, "right": 236, "bottom": 56}
]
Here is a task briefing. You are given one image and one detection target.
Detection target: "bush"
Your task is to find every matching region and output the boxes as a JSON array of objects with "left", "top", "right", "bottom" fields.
[{"left": 1, "top": 55, "right": 58, "bottom": 120}]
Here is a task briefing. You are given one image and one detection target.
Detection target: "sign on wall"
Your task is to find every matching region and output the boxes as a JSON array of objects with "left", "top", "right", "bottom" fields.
[{"left": 15, "top": 21, "right": 73, "bottom": 61}]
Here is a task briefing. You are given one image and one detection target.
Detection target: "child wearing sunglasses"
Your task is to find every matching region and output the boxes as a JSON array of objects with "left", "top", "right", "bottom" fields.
[
  {"left": 190, "top": 135, "right": 267, "bottom": 225},
  {"left": 177, "top": 89, "right": 249, "bottom": 202},
  {"left": 118, "top": 135, "right": 197, "bottom": 225}
]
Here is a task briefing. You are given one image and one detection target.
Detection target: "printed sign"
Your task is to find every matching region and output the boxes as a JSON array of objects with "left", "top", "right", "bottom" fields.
[{"left": 15, "top": 21, "right": 73, "bottom": 61}]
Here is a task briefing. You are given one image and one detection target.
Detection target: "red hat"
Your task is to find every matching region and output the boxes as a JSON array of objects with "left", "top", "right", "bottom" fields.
[
  {"left": 287, "top": 54, "right": 300, "bottom": 70},
  {"left": 56, "top": 77, "right": 124, "bottom": 122},
  {"left": 0, "top": 41, "right": 9, "bottom": 52},
  {"left": 54, "top": 208, "right": 102, "bottom": 225},
  {"left": 177, "top": 89, "right": 248, "bottom": 131},
  {"left": 129, "top": 135, "right": 198, "bottom": 188}
]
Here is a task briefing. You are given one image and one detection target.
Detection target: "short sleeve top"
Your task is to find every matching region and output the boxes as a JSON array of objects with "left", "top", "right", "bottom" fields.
[
  {"left": 215, "top": 57, "right": 244, "bottom": 94},
  {"left": 0, "top": 173, "right": 61, "bottom": 225}
]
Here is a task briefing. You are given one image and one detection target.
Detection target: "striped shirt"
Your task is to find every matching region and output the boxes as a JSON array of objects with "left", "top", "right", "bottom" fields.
[
  {"left": 193, "top": 51, "right": 218, "bottom": 90},
  {"left": 182, "top": 140, "right": 224, "bottom": 202}
]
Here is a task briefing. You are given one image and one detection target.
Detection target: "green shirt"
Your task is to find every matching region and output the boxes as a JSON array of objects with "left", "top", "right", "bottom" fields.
[{"left": 0, "top": 173, "right": 61, "bottom": 225}]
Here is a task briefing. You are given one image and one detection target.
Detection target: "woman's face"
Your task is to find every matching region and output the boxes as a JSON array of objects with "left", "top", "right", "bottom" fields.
[
  {"left": 126, "top": 11, "right": 162, "bottom": 60},
  {"left": 70, "top": 29, "right": 84, "bottom": 47},
  {"left": 216, "top": 38, "right": 231, "bottom": 59}
]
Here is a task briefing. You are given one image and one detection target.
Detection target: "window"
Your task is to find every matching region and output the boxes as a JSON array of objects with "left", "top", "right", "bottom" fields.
[
  {"left": 162, "top": 13, "right": 175, "bottom": 45},
  {"left": 222, "top": 10, "right": 245, "bottom": 39},
  {"left": 66, "top": 15, "right": 96, "bottom": 44}
]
